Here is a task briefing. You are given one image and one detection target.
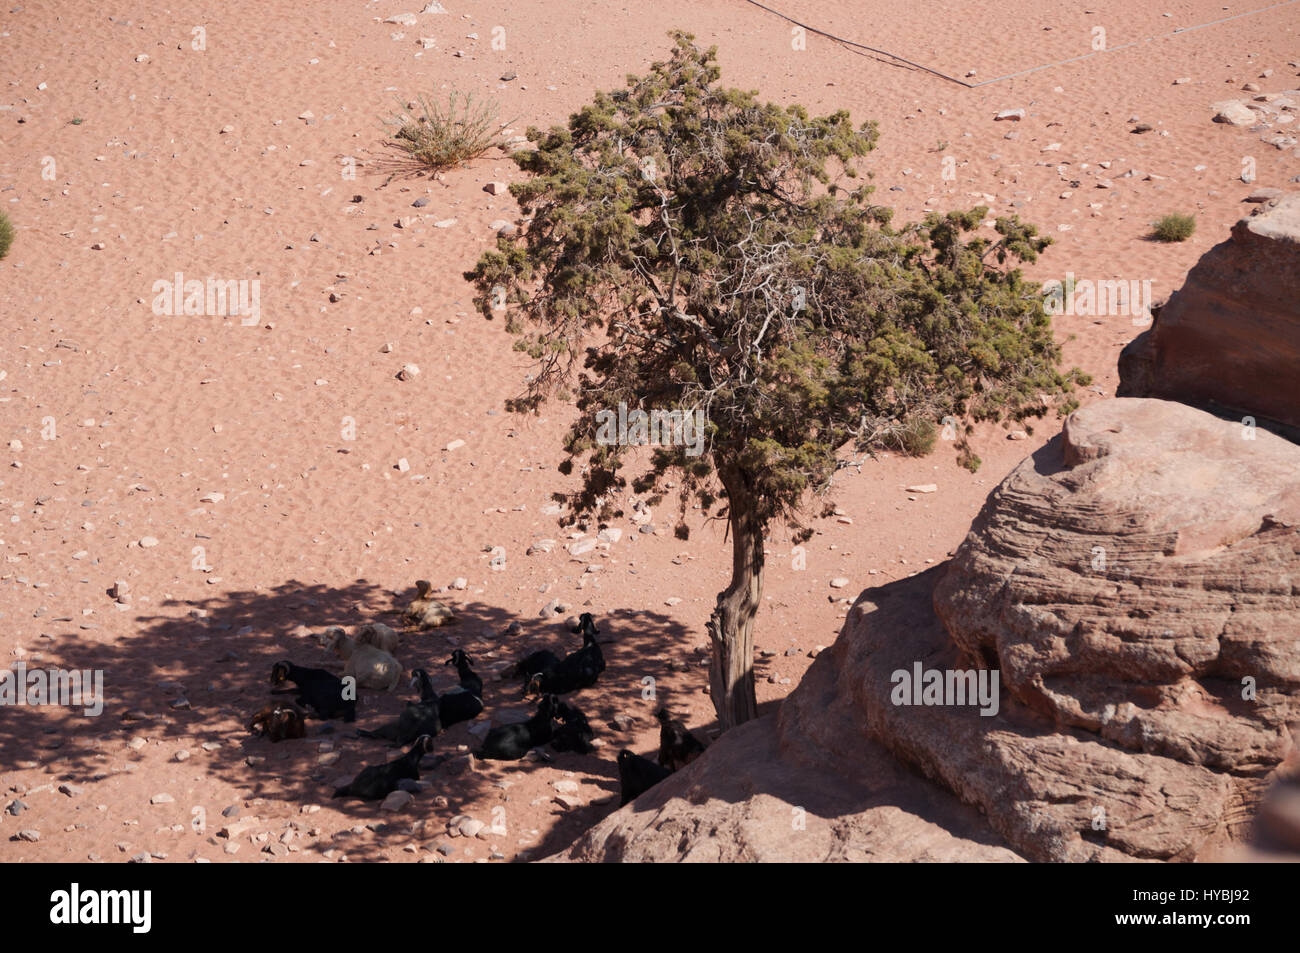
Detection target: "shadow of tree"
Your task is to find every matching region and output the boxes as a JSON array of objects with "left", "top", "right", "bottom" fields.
[{"left": 2, "top": 577, "right": 700, "bottom": 861}]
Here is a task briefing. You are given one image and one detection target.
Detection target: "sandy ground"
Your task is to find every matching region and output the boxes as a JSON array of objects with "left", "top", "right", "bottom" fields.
[{"left": 0, "top": 0, "right": 1297, "bottom": 862}]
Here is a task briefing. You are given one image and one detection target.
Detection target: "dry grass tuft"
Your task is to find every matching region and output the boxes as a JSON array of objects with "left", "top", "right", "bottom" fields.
[{"left": 379, "top": 91, "right": 505, "bottom": 178}]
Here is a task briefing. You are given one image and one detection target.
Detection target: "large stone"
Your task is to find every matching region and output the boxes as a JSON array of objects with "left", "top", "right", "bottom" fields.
[
  {"left": 1118, "top": 193, "right": 1300, "bottom": 434},
  {"left": 840, "top": 567, "right": 1234, "bottom": 862},
  {"left": 381, "top": 790, "right": 413, "bottom": 812},
  {"left": 935, "top": 399, "right": 1300, "bottom": 774},
  {"left": 1212, "top": 100, "right": 1259, "bottom": 125}
]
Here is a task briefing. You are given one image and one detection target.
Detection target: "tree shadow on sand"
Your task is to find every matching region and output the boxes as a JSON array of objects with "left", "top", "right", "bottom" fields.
[{"left": 1, "top": 578, "right": 703, "bottom": 861}]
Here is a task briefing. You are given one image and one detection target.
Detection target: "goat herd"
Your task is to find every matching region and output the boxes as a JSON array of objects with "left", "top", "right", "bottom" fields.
[{"left": 247, "top": 605, "right": 708, "bottom": 815}]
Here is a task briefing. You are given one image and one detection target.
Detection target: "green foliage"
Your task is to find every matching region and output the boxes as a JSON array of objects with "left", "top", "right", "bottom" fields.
[
  {"left": 465, "top": 32, "right": 1083, "bottom": 537},
  {"left": 382, "top": 90, "right": 503, "bottom": 174},
  {"left": 1151, "top": 213, "right": 1195, "bottom": 242},
  {"left": 0, "top": 211, "right": 13, "bottom": 261}
]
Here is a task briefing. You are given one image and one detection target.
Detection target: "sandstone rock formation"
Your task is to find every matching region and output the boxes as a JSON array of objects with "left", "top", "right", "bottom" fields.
[
  {"left": 556, "top": 400, "right": 1299, "bottom": 862},
  {"left": 557, "top": 656, "right": 1026, "bottom": 862},
  {"left": 934, "top": 399, "right": 1299, "bottom": 775},
  {"left": 1119, "top": 192, "right": 1300, "bottom": 434}
]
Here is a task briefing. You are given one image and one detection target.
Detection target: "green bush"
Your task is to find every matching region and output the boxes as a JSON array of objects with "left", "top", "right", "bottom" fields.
[
  {"left": 1151, "top": 213, "right": 1195, "bottom": 242},
  {"left": 0, "top": 211, "right": 13, "bottom": 260}
]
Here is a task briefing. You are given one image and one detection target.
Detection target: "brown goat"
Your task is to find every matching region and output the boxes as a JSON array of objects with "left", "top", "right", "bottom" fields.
[{"left": 248, "top": 703, "right": 306, "bottom": 742}]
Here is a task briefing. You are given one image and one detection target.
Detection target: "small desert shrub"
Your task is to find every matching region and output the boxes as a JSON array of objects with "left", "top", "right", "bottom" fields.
[
  {"left": 382, "top": 91, "right": 503, "bottom": 174},
  {"left": 883, "top": 417, "right": 938, "bottom": 457},
  {"left": 1151, "top": 213, "right": 1195, "bottom": 242},
  {"left": 0, "top": 211, "right": 13, "bottom": 260}
]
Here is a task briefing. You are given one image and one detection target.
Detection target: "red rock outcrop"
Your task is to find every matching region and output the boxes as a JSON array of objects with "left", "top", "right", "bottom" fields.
[
  {"left": 1119, "top": 192, "right": 1300, "bottom": 434},
  {"left": 934, "top": 398, "right": 1300, "bottom": 775}
]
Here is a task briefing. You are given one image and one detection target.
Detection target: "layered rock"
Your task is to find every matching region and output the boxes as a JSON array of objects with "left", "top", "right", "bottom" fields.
[
  {"left": 555, "top": 400, "right": 1299, "bottom": 862},
  {"left": 1119, "top": 192, "right": 1300, "bottom": 434},
  {"left": 934, "top": 398, "right": 1300, "bottom": 775},
  {"left": 833, "top": 567, "right": 1234, "bottom": 861}
]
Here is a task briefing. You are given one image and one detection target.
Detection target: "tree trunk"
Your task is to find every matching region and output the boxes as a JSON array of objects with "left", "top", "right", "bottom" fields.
[{"left": 707, "top": 468, "right": 764, "bottom": 730}]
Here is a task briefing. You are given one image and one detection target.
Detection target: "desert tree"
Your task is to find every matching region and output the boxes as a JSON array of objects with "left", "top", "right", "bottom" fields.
[{"left": 465, "top": 32, "right": 1085, "bottom": 729}]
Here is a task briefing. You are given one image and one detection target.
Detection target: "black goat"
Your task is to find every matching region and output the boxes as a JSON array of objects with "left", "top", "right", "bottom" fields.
[
  {"left": 440, "top": 650, "right": 484, "bottom": 727},
  {"left": 656, "top": 708, "right": 706, "bottom": 771},
  {"left": 445, "top": 649, "right": 484, "bottom": 697},
  {"left": 476, "top": 694, "right": 559, "bottom": 760},
  {"left": 332, "top": 735, "right": 435, "bottom": 801},
  {"left": 270, "top": 660, "right": 356, "bottom": 722},
  {"left": 247, "top": 703, "right": 306, "bottom": 742},
  {"left": 617, "top": 749, "right": 673, "bottom": 806},
  {"left": 503, "top": 648, "right": 562, "bottom": 681},
  {"left": 550, "top": 699, "right": 595, "bottom": 754},
  {"left": 576, "top": 612, "right": 599, "bottom": 636},
  {"left": 524, "top": 613, "right": 605, "bottom": 696},
  {"left": 358, "top": 669, "right": 442, "bottom": 745}
]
